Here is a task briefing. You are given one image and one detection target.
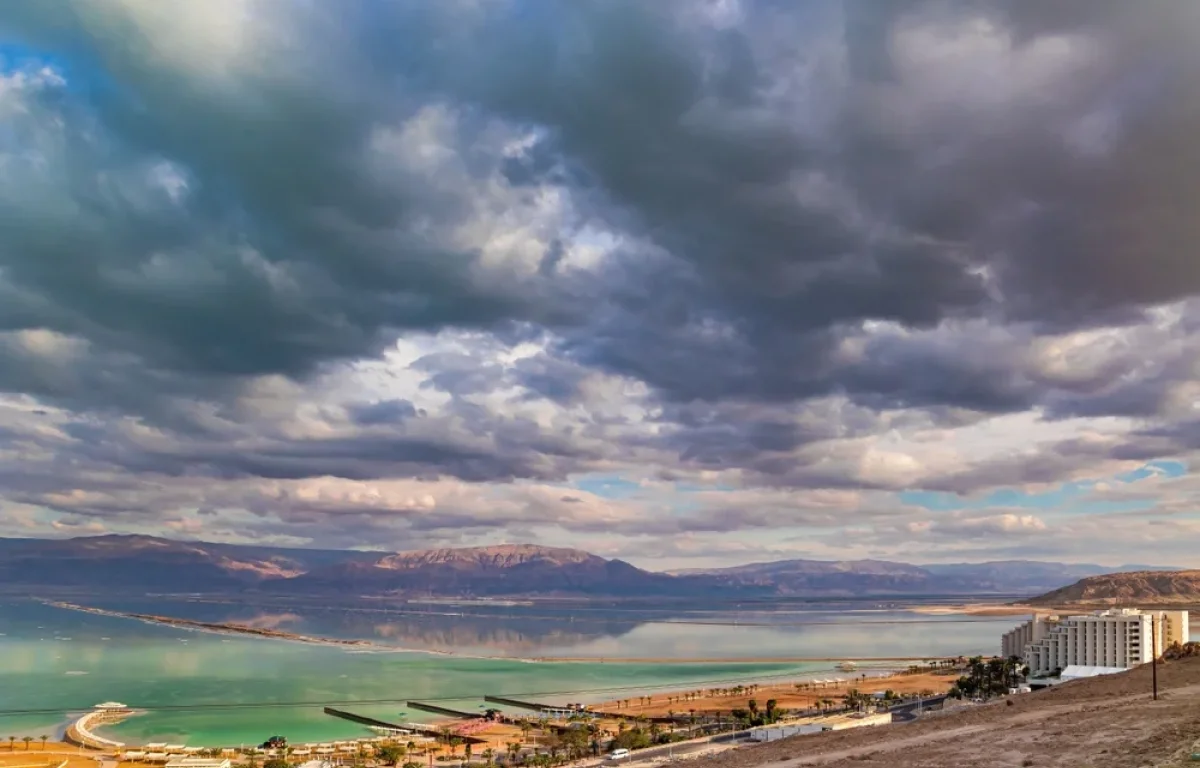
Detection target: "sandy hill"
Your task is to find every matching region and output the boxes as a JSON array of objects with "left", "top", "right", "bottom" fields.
[
  {"left": 1027, "top": 569, "right": 1200, "bottom": 606},
  {"left": 690, "top": 655, "right": 1200, "bottom": 768}
]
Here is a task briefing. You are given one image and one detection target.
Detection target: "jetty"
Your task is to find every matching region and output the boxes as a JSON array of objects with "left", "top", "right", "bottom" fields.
[
  {"left": 481, "top": 695, "right": 681, "bottom": 725},
  {"left": 323, "top": 708, "right": 411, "bottom": 731},
  {"left": 482, "top": 695, "right": 548, "bottom": 712},
  {"left": 323, "top": 708, "right": 486, "bottom": 745},
  {"left": 482, "top": 696, "right": 586, "bottom": 718},
  {"left": 66, "top": 702, "right": 135, "bottom": 750},
  {"left": 404, "top": 702, "right": 480, "bottom": 719}
]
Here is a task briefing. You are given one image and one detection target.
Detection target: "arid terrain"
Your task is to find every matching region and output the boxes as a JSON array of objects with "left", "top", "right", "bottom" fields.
[
  {"left": 689, "top": 656, "right": 1200, "bottom": 768},
  {"left": 1027, "top": 570, "right": 1200, "bottom": 607}
]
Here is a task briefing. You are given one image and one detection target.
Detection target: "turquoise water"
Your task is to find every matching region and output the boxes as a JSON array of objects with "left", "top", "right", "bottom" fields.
[
  {"left": 0, "top": 597, "right": 1009, "bottom": 746},
  {"left": 0, "top": 600, "right": 821, "bottom": 746}
]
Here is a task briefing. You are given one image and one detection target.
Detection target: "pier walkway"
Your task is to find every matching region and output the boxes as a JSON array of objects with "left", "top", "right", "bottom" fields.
[
  {"left": 66, "top": 703, "right": 133, "bottom": 750},
  {"left": 404, "top": 702, "right": 480, "bottom": 720},
  {"left": 483, "top": 696, "right": 584, "bottom": 718},
  {"left": 323, "top": 708, "right": 487, "bottom": 745}
]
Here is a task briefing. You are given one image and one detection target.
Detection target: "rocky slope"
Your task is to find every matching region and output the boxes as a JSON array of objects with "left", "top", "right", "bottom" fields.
[{"left": 1027, "top": 569, "right": 1200, "bottom": 606}]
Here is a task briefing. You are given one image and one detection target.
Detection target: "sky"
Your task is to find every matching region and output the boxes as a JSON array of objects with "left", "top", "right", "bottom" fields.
[{"left": 0, "top": 0, "right": 1199, "bottom": 570}]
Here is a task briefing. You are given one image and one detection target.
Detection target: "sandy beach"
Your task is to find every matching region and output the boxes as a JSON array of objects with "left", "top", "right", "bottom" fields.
[{"left": 589, "top": 670, "right": 957, "bottom": 718}]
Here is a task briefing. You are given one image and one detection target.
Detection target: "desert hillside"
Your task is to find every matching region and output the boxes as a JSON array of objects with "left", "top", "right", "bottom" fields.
[
  {"left": 1027, "top": 569, "right": 1200, "bottom": 606},
  {"left": 687, "top": 655, "right": 1200, "bottom": 767}
]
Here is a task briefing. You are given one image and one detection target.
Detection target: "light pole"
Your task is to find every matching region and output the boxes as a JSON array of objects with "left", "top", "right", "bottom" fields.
[{"left": 1152, "top": 617, "right": 1159, "bottom": 701}]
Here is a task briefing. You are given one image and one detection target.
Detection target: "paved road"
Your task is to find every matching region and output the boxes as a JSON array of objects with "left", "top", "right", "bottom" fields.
[
  {"left": 602, "top": 739, "right": 734, "bottom": 766},
  {"left": 889, "top": 695, "right": 948, "bottom": 723}
]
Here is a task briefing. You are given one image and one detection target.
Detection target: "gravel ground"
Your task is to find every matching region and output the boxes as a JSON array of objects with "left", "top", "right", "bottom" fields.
[{"left": 687, "top": 656, "right": 1200, "bottom": 768}]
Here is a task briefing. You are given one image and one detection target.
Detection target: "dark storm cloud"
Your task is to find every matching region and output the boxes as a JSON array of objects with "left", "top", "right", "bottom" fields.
[
  {"left": 0, "top": 0, "right": 582, "bottom": 394},
  {"left": 0, "top": 0, "right": 1197, "bottom": 499},
  {"left": 348, "top": 399, "right": 419, "bottom": 426},
  {"left": 419, "top": 0, "right": 1200, "bottom": 408}
]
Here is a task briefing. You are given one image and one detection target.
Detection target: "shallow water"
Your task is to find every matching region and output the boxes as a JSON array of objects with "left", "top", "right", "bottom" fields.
[{"left": 0, "top": 597, "right": 1009, "bottom": 746}]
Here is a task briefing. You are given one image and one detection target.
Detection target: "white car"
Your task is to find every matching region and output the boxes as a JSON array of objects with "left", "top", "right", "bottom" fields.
[{"left": 608, "top": 749, "right": 631, "bottom": 760}]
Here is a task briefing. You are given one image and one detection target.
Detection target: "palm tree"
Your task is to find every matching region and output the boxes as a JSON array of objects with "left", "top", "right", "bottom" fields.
[
  {"left": 8, "top": 737, "right": 15, "bottom": 752},
  {"left": 22, "top": 737, "right": 33, "bottom": 751},
  {"left": 481, "top": 747, "right": 494, "bottom": 765},
  {"left": 40, "top": 735, "right": 48, "bottom": 751}
]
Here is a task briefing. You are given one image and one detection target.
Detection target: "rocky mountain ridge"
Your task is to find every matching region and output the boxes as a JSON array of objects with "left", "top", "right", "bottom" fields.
[{"left": 0, "top": 534, "right": 1183, "bottom": 599}]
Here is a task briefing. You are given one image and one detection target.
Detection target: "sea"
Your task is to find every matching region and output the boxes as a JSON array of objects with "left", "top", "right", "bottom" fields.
[{"left": 0, "top": 595, "right": 1015, "bottom": 747}]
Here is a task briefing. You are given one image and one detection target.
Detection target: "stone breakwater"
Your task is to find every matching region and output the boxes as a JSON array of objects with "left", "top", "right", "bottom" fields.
[{"left": 67, "top": 706, "right": 135, "bottom": 749}]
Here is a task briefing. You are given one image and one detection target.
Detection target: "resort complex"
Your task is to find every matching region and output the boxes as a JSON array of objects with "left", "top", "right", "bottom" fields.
[{"left": 1001, "top": 609, "right": 1190, "bottom": 678}]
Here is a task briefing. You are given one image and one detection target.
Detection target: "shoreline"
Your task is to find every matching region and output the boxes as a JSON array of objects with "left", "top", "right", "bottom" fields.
[
  {"left": 73, "top": 666, "right": 956, "bottom": 752},
  {"left": 909, "top": 603, "right": 1046, "bottom": 617},
  {"left": 41, "top": 601, "right": 958, "bottom": 665},
  {"left": 43, "top": 601, "right": 482, "bottom": 659},
  {"left": 911, "top": 601, "right": 1200, "bottom": 616}
]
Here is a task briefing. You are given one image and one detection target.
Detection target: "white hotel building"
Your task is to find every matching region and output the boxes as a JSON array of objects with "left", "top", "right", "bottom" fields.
[{"left": 1003, "top": 609, "right": 1188, "bottom": 677}]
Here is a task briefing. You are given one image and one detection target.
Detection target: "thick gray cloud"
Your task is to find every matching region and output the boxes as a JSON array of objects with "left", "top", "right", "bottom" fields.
[
  {"left": 0, "top": 0, "right": 1198, "bottom": 560},
  {"left": 0, "top": 0, "right": 1194, "bottom": 412}
]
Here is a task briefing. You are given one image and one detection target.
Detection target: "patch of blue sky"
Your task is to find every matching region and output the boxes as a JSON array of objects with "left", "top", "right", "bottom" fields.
[
  {"left": 1118, "top": 459, "right": 1186, "bottom": 482},
  {"left": 0, "top": 42, "right": 61, "bottom": 72},
  {"left": 898, "top": 487, "right": 1074, "bottom": 512},
  {"left": 0, "top": 38, "right": 127, "bottom": 108},
  {"left": 569, "top": 474, "right": 643, "bottom": 500},
  {"left": 900, "top": 461, "right": 1186, "bottom": 513}
]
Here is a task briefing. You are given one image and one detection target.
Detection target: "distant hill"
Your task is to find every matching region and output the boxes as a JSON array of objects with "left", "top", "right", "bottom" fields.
[
  {"left": 0, "top": 534, "right": 379, "bottom": 593},
  {"left": 0, "top": 534, "right": 1183, "bottom": 599},
  {"left": 1027, "top": 570, "right": 1200, "bottom": 606},
  {"left": 676, "top": 558, "right": 1171, "bottom": 597},
  {"left": 676, "top": 558, "right": 947, "bottom": 595}
]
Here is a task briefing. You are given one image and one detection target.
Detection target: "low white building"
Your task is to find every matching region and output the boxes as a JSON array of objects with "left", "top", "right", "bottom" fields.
[
  {"left": 164, "top": 759, "right": 231, "bottom": 768},
  {"left": 1059, "top": 665, "right": 1126, "bottom": 681}
]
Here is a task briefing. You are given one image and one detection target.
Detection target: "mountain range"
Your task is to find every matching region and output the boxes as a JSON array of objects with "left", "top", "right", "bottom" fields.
[{"left": 0, "top": 534, "right": 1184, "bottom": 599}]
